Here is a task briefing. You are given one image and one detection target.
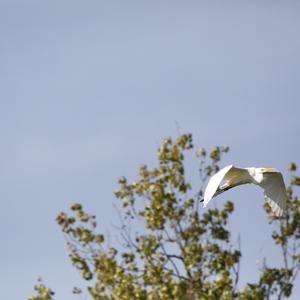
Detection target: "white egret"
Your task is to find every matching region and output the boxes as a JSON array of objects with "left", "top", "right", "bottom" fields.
[{"left": 202, "top": 165, "right": 287, "bottom": 217}]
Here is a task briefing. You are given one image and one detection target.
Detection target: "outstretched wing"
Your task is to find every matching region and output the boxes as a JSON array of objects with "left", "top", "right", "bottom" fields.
[
  {"left": 259, "top": 172, "right": 287, "bottom": 217},
  {"left": 203, "top": 165, "right": 252, "bottom": 207}
]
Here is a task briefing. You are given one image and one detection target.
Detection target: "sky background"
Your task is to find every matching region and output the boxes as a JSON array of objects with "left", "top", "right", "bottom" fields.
[{"left": 1, "top": 0, "right": 300, "bottom": 299}]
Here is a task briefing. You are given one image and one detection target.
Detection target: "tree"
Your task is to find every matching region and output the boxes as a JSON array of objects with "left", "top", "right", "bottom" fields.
[{"left": 29, "top": 134, "right": 300, "bottom": 300}]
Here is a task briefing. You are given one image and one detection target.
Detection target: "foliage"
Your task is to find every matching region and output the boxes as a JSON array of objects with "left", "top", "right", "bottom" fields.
[
  {"left": 29, "top": 134, "right": 300, "bottom": 300},
  {"left": 29, "top": 278, "right": 55, "bottom": 300}
]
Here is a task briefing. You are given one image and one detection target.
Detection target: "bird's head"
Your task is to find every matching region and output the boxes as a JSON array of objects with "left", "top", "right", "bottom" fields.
[{"left": 259, "top": 167, "right": 278, "bottom": 173}]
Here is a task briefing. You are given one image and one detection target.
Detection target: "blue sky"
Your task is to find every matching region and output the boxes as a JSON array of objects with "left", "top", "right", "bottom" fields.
[{"left": 0, "top": 1, "right": 299, "bottom": 299}]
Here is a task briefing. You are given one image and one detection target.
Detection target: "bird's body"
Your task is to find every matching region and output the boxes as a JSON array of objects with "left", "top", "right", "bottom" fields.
[{"left": 203, "top": 165, "right": 287, "bottom": 217}]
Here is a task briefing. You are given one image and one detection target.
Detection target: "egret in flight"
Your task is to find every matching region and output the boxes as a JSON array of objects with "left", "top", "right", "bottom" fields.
[{"left": 203, "top": 165, "right": 287, "bottom": 217}]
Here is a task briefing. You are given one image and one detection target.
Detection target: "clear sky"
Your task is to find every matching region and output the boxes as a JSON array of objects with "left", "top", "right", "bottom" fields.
[{"left": 1, "top": 1, "right": 299, "bottom": 299}]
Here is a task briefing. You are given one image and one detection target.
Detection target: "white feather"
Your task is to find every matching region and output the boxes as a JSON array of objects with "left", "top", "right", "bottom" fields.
[{"left": 203, "top": 165, "right": 287, "bottom": 217}]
